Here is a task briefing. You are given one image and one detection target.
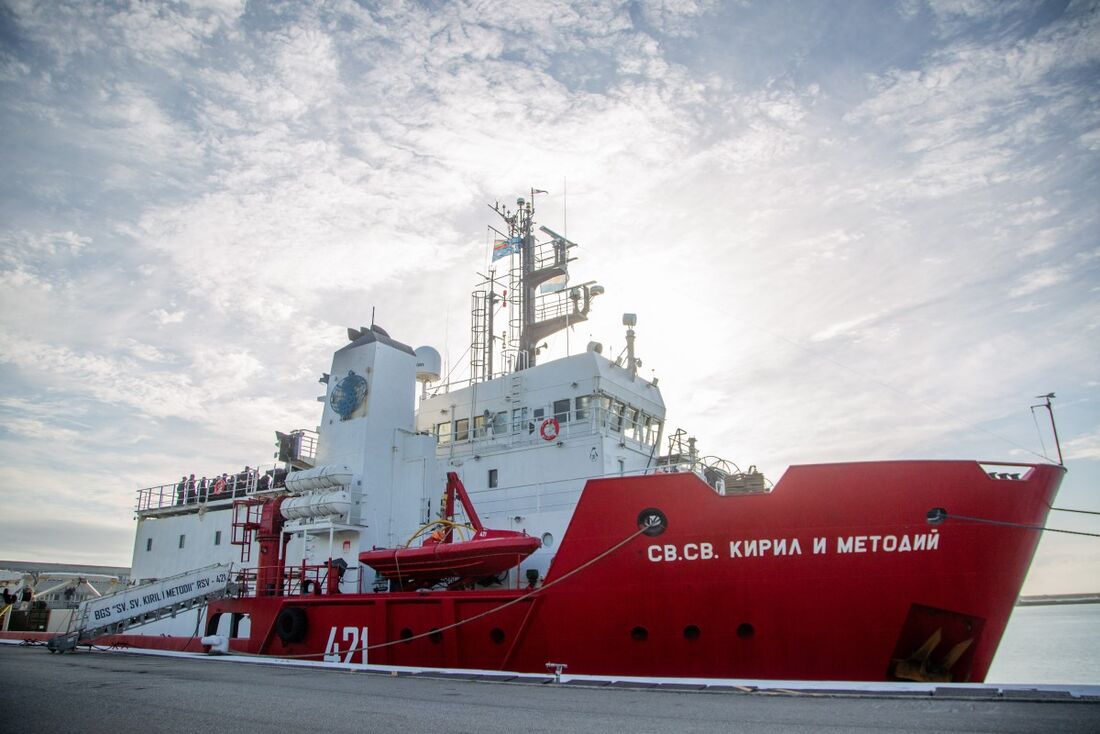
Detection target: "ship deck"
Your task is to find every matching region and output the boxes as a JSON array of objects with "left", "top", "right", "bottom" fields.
[{"left": 1, "top": 641, "right": 1096, "bottom": 733}]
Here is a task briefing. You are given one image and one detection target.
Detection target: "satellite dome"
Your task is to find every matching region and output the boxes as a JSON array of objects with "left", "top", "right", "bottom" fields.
[{"left": 414, "top": 346, "right": 442, "bottom": 383}]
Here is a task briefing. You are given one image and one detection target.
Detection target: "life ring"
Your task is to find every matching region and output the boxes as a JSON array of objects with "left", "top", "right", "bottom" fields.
[
  {"left": 539, "top": 417, "right": 560, "bottom": 441},
  {"left": 275, "top": 606, "right": 308, "bottom": 644}
]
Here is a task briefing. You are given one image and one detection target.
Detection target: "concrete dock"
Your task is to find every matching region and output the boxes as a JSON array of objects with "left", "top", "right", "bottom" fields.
[{"left": 0, "top": 643, "right": 1097, "bottom": 733}]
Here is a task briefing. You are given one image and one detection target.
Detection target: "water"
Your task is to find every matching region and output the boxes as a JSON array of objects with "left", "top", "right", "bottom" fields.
[{"left": 986, "top": 603, "right": 1100, "bottom": 684}]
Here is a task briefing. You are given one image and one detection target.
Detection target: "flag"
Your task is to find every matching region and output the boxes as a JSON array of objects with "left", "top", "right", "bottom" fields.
[
  {"left": 540, "top": 273, "right": 568, "bottom": 293},
  {"left": 492, "top": 236, "right": 522, "bottom": 261}
]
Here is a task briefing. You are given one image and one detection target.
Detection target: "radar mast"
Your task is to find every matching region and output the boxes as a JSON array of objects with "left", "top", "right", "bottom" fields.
[{"left": 469, "top": 189, "right": 602, "bottom": 381}]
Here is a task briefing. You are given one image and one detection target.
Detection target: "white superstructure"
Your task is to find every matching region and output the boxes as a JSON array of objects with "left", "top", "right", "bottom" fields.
[{"left": 128, "top": 190, "right": 682, "bottom": 633}]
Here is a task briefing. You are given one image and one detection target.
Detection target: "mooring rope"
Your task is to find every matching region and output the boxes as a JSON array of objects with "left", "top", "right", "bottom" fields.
[
  {"left": 931, "top": 510, "right": 1100, "bottom": 538},
  {"left": 221, "top": 521, "right": 653, "bottom": 660},
  {"left": 1051, "top": 506, "right": 1100, "bottom": 516}
]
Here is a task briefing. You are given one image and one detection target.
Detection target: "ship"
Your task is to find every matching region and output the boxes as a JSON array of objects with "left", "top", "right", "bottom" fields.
[{"left": 8, "top": 190, "right": 1065, "bottom": 682}]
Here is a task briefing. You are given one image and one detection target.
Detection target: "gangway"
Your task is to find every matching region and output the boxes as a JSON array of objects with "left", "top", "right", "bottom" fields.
[{"left": 46, "top": 563, "right": 235, "bottom": 653}]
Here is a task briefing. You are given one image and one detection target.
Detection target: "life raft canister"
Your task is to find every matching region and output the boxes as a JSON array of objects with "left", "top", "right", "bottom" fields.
[{"left": 539, "top": 417, "right": 560, "bottom": 441}]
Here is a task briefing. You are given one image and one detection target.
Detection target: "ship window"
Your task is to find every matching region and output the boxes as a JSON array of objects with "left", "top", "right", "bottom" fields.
[
  {"left": 178, "top": 534, "right": 186, "bottom": 549},
  {"left": 684, "top": 625, "right": 701, "bottom": 640},
  {"left": 488, "top": 468, "right": 498, "bottom": 488},
  {"left": 610, "top": 401, "right": 625, "bottom": 432},
  {"left": 455, "top": 418, "right": 469, "bottom": 442},
  {"left": 146, "top": 538, "right": 152, "bottom": 552},
  {"left": 631, "top": 626, "right": 648, "bottom": 641},
  {"left": 648, "top": 418, "right": 662, "bottom": 445},
  {"left": 493, "top": 411, "right": 508, "bottom": 435},
  {"left": 511, "top": 407, "right": 527, "bottom": 433},
  {"left": 436, "top": 421, "right": 451, "bottom": 444},
  {"left": 490, "top": 628, "right": 505, "bottom": 644},
  {"left": 626, "top": 407, "right": 641, "bottom": 441},
  {"left": 553, "top": 399, "right": 570, "bottom": 423},
  {"left": 214, "top": 531, "right": 222, "bottom": 546},
  {"left": 575, "top": 395, "right": 591, "bottom": 421},
  {"left": 598, "top": 395, "right": 612, "bottom": 426},
  {"left": 533, "top": 407, "right": 545, "bottom": 422},
  {"left": 473, "top": 414, "right": 487, "bottom": 439}
]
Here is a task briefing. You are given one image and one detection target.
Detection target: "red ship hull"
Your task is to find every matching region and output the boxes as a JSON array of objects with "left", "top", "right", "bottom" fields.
[{"left": 94, "top": 460, "right": 1063, "bottom": 681}]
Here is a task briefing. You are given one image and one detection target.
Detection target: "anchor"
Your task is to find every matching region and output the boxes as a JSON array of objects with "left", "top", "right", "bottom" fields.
[{"left": 891, "top": 627, "right": 974, "bottom": 682}]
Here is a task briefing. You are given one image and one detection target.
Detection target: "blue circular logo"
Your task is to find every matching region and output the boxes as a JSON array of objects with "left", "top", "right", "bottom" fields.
[{"left": 330, "top": 371, "right": 368, "bottom": 419}]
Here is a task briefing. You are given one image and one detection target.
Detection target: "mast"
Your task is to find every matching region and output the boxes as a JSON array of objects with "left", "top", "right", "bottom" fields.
[
  {"left": 520, "top": 189, "right": 544, "bottom": 370},
  {"left": 472, "top": 188, "right": 602, "bottom": 379}
]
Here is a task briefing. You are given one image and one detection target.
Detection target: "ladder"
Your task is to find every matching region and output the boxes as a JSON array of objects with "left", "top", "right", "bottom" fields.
[{"left": 47, "top": 563, "right": 235, "bottom": 653}]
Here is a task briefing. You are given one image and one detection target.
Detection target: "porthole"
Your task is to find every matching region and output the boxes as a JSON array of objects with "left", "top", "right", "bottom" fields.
[
  {"left": 684, "top": 625, "right": 701, "bottom": 640},
  {"left": 637, "top": 508, "right": 667, "bottom": 537},
  {"left": 737, "top": 623, "right": 755, "bottom": 639},
  {"left": 428, "top": 628, "right": 443, "bottom": 643},
  {"left": 490, "top": 628, "right": 506, "bottom": 644},
  {"left": 631, "top": 626, "right": 648, "bottom": 642},
  {"left": 541, "top": 532, "right": 554, "bottom": 548},
  {"left": 399, "top": 628, "right": 413, "bottom": 643}
]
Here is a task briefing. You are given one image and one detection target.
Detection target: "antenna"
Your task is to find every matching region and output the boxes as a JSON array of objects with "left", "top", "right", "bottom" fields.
[
  {"left": 1030, "top": 393, "right": 1063, "bottom": 466},
  {"left": 563, "top": 177, "right": 567, "bottom": 241},
  {"left": 371, "top": 306, "right": 375, "bottom": 328},
  {"left": 484, "top": 188, "right": 602, "bottom": 375}
]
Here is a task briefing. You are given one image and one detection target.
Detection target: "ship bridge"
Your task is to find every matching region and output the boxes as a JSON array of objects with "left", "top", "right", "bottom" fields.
[{"left": 416, "top": 347, "right": 664, "bottom": 522}]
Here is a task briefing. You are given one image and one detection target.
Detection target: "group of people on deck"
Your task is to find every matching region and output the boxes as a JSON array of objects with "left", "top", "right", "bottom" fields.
[
  {"left": 2, "top": 586, "right": 32, "bottom": 606},
  {"left": 173, "top": 466, "right": 285, "bottom": 505}
]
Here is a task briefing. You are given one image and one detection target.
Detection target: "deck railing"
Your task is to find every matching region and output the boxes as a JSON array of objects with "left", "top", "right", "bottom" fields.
[{"left": 135, "top": 464, "right": 280, "bottom": 512}]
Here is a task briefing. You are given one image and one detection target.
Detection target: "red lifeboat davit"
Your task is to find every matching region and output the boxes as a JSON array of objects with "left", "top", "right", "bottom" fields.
[{"left": 359, "top": 472, "right": 540, "bottom": 590}]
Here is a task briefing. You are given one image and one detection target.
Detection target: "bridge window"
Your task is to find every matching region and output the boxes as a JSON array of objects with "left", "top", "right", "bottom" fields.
[
  {"left": 492, "top": 411, "right": 508, "bottom": 435},
  {"left": 553, "top": 399, "right": 570, "bottom": 423},
  {"left": 178, "top": 534, "right": 186, "bottom": 549},
  {"left": 575, "top": 395, "right": 591, "bottom": 421},
  {"left": 644, "top": 416, "right": 661, "bottom": 445},
  {"left": 214, "top": 531, "right": 222, "bottom": 546},
  {"left": 146, "top": 538, "right": 152, "bottom": 552},
  {"left": 436, "top": 421, "right": 451, "bottom": 444},
  {"left": 455, "top": 418, "right": 469, "bottom": 442},
  {"left": 511, "top": 407, "right": 527, "bottom": 432},
  {"left": 610, "top": 400, "right": 625, "bottom": 432},
  {"left": 473, "top": 414, "right": 487, "bottom": 438},
  {"left": 626, "top": 407, "right": 641, "bottom": 441}
]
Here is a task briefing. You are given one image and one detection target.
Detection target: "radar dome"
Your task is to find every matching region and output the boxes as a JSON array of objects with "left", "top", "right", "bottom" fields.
[{"left": 414, "top": 346, "right": 442, "bottom": 383}]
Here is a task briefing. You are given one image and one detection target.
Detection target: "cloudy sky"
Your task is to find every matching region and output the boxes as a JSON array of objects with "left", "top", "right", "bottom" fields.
[{"left": 0, "top": 0, "right": 1097, "bottom": 594}]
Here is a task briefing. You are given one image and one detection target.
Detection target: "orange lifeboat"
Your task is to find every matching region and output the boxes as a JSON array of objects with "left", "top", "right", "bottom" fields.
[{"left": 359, "top": 472, "right": 540, "bottom": 589}]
